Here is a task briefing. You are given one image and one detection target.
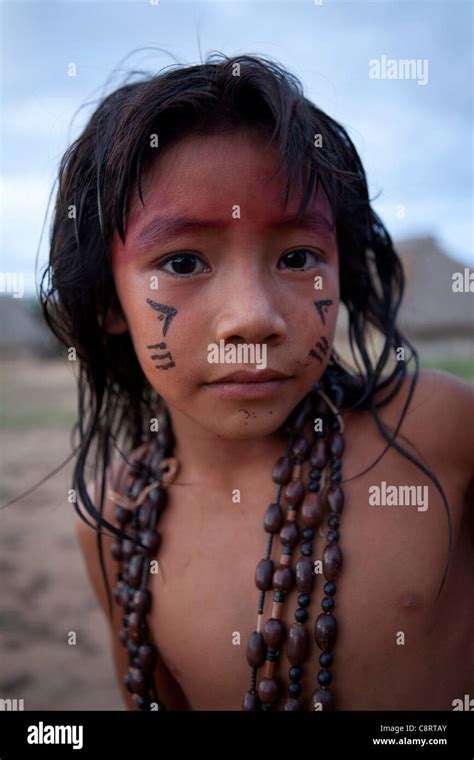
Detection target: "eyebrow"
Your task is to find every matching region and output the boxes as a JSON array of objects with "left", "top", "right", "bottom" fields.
[{"left": 133, "top": 211, "right": 335, "bottom": 254}]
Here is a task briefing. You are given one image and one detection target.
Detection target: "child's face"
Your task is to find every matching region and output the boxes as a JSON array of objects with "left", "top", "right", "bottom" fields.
[{"left": 109, "top": 129, "right": 340, "bottom": 439}]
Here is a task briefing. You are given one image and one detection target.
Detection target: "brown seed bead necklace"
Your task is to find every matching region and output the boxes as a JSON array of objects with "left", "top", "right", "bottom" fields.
[{"left": 107, "top": 376, "right": 345, "bottom": 711}]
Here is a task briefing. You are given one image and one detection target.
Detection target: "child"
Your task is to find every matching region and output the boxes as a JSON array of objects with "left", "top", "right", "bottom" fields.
[{"left": 41, "top": 53, "right": 474, "bottom": 711}]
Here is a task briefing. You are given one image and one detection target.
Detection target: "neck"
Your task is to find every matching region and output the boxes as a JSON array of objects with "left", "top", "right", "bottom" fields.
[{"left": 166, "top": 405, "right": 290, "bottom": 490}]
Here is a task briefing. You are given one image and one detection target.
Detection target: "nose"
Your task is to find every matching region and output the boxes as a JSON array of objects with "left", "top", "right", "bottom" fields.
[{"left": 213, "top": 268, "right": 287, "bottom": 348}]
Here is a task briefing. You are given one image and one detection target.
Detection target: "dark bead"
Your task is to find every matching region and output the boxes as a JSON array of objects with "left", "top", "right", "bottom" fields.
[
  {"left": 301, "top": 493, "right": 324, "bottom": 528},
  {"left": 138, "top": 500, "right": 153, "bottom": 531},
  {"left": 300, "top": 542, "right": 313, "bottom": 556},
  {"left": 295, "top": 556, "right": 314, "bottom": 593},
  {"left": 255, "top": 558, "right": 274, "bottom": 591},
  {"left": 242, "top": 691, "right": 261, "bottom": 711},
  {"left": 128, "top": 612, "right": 145, "bottom": 645},
  {"left": 272, "top": 456, "right": 292, "bottom": 485},
  {"left": 265, "top": 648, "right": 278, "bottom": 663},
  {"left": 138, "top": 644, "right": 156, "bottom": 670},
  {"left": 141, "top": 530, "right": 160, "bottom": 556},
  {"left": 331, "top": 459, "right": 341, "bottom": 471},
  {"left": 282, "top": 545, "right": 292, "bottom": 556},
  {"left": 127, "top": 642, "right": 138, "bottom": 658},
  {"left": 292, "top": 437, "right": 310, "bottom": 459},
  {"left": 285, "top": 480, "right": 305, "bottom": 507},
  {"left": 279, "top": 520, "right": 300, "bottom": 548},
  {"left": 122, "top": 539, "right": 136, "bottom": 560},
  {"left": 309, "top": 467, "right": 322, "bottom": 481},
  {"left": 111, "top": 542, "right": 123, "bottom": 562},
  {"left": 308, "top": 482, "right": 320, "bottom": 493},
  {"left": 264, "top": 503, "right": 284, "bottom": 533},
  {"left": 324, "top": 582, "right": 337, "bottom": 596},
  {"left": 326, "top": 486, "right": 344, "bottom": 514},
  {"left": 314, "top": 397, "right": 328, "bottom": 416},
  {"left": 289, "top": 665, "right": 303, "bottom": 681},
  {"left": 115, "top": 506, "right": 132, "bottom": 525},
  {"left": 135, "top": 696, "right": 148, "bottom": 711},
  {"left": 318, "top": 669, "right": 332, "bottom": 686},
  {"left": 287, "top": 623, "right": 308, "bottom": 665},
  {"left": 131, "top": 478, "right": 147, "bottom": 501},
  {"left": 328, "top": 515, "right": 339, "bottom": 529},
  {"left": 322, "top": 597, "right": 335, "bottom": 612},
  {"left": 323, "top": 543, "right": 343, "bottom": 581},
  {"left": 257, "top": 678, "right": 279, "bottom": 705},
  {"left": 327, "top": 530, "right": 340, "bottom": 543},
  {"left": 288, "top": 682, "right": 302, "bottom": 698},
  {"left": 273, "top": 565, "right": 294, "bottom": 592},
  {"left": 147, "top": 486, "right": 166, "bottom": 510},
  {"left": 315, "top": 613, "right": 338, "bottom": 651},
  {"left": 298, "top": 593, "right": 310, "bottom": 608},
  {"left": 330, "top": 473, "right": 342, "bottom": 483},
  {"left": 128, "top": 554, "right": 144, "bottom": 588},
  {"left": 310, "top": 439, "right": 327, "bottom": 468},
  {"left": 119, "top": 628, "right": 128, "bottom": 647},
  {"left": 330, "top": 433, "right": 345, "bottom": 457},
  {"left": 283, "top": 698, "right": 303, "bottom": 711},
  {"left": 303, "top": 528, "right": 315, "bottom": 540},
  {"left": 311, "top": 688, "right": 334, "bottom": 711},
  {"left": 295, "top": 607, "right": 308, "bottom": 623},
  {"left": 129, "top": 667, "right": 146, "bottom": 696},
  {"left": 320, "top": 651, "right": 333, "bottom": 668},
  {"left": 274, "top": 591, "right": 285, "bottom": 603},
  {"left": 124, "top": 671, "right": 134, "bottom": 693},
  {"left": 133, "top": 589, "right": 151, "bottom": 614},
  {"left": 263, "top": 618, "right": 285, "bottom": 649},
  {"left": 247, "top": 632, "right": 266, "bottom": 668}
]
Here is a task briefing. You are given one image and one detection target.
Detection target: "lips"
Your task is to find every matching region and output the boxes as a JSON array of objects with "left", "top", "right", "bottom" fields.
[{"left": 206, "top": 369, "right": 292, "bottom": 384}]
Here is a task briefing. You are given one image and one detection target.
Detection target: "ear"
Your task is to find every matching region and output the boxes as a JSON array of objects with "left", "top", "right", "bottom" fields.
[{"left": 99, "top": 304, "right": 129, "bottom": 335}]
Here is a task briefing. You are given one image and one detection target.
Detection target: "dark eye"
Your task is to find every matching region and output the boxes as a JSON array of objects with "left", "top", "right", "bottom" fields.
[
  {"left": 159, "top": 254, "right": 208, "bottom": 277},
  {"left": 279, "top": 248, "right": 324, "bottom": 270}
]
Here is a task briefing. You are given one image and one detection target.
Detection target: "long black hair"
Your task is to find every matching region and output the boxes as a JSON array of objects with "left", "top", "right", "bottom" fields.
[{"left": 38, "top": 51, "right": 451, "bottom": 614}]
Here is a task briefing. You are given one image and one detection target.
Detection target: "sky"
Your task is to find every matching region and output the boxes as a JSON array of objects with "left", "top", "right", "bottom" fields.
[{"left": 1, "top": 0, "right": 472, "bottom": 296}]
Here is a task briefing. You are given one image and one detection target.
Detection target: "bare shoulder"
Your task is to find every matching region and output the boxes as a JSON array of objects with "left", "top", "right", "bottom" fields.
[
  {"left": 374, "top": 368, "right": 474, "bottom": 477},
  {"left": 74, "top": 445, "right": 190, "bottom": 710}
]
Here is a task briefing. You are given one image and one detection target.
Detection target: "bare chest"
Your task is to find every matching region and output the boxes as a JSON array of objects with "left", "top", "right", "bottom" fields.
[{"left": 146, "top": 445, "right": 473, "bottom": 710}]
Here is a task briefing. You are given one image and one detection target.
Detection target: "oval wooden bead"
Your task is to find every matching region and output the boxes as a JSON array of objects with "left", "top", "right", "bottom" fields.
[
  {"left": 311, "top": 687, "right": 334, "bottom": 711},
  {"left": 326, "top": 486, "right": 344, "bottom": 514},
  {"left": 128, "top": 555, "right": 144, "bottom": 588},
  {"left": 141, "top": 530, "right": 161, "bottom": 555},
  {"left": 246, "top": 631, "right": 266, "bottom": 668},
  {"left": 301, "top": 492, "right": 324, "bottom": 527},
  {"left": 257, "top": 678, "right": 279, "bottom": 705},
  {"left": 129, "top": 666, "right": 147, "bottom": 696},
  {"left": 133, "top": 589, "right": 151, "bottom": 614},
  {"left": 242, "top": 691, "right": 260, "bottom": 711},
  {"left": 263, "top": 503, "right": 284, "bottom": 533},
  {"left": 131, "top": 478, "right": 147, "bottom": 501},
  {"left": 315, "top": 613, "right": 337, "bottom": 651},
  {"left": 330, "top": 433, "right": 345, "bottom": 457},
  {"left": 279, "top": 520, "right": 300, "bottom": 548},
  {"left": 128, "top": 612, "right": 145, "bottom": 644},
  {"left": 148, "top": 486, "right": 167, "bottom": 510},
  {"left": 272, "top": 456, "right": 292, "bottom": 485},
  {"left": 295, "top": 556, "right": 314, "bottom": 593},
  {"left": 273, "top": 565, "right": 294, "bottom": 592},
  {"left": 285, "top": 480, "right": 305, "bottom": 507},
  {"left": 122, "top": 539, "right": 136, "bottom": 560},
  {"left": 314, "top": 396, "right": 328, "bottom": 416},
  {"left": 292, "top": 437, "right": 310, "bottom": 459},
  {"left": 263, "top": 618, "right": 285, "bottom": 649},
  {"left": 255, "top": 558, "right": 274, "bottom": 590},
  {"left": 323, "top": 543, "right": 343, "bottom": 581},
  {"left": 310, "top": 439, "right": 328, "bottom": 468},
  {"left": 287, "top": 623, "right": 308, "bottom": 665}
]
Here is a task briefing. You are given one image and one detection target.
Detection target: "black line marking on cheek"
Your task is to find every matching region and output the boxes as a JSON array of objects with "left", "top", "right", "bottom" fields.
[
  {"left": 150, "top": 352, "right": 173, "bottom": 361},
  {"left": 146, "top": 299, "right": 177, "bottom": 336},
  {"left": 154, "top": 362, "right": 176, "bottom": 370},
  {"left": 315, "top": 336, "right": 329, "bottom": 355},
  {"left": 147, "top": 342, "right": 167, "bottom": 350},
  {"left": 314, "top": 299, "right": 333, "bottom": 326},
  {"left": 309, "top": 349, "right": 323, "bottom": 363}
]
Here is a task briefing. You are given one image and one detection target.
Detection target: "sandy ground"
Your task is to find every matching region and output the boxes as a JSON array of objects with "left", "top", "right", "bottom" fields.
[{"left": 0, "top": 359, "right": 123, "bottom": 710}]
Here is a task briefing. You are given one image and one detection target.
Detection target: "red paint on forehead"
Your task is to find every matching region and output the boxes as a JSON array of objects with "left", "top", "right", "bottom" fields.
[{"left": 110, "top": 131, "right": 335, "bottom": 268}]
